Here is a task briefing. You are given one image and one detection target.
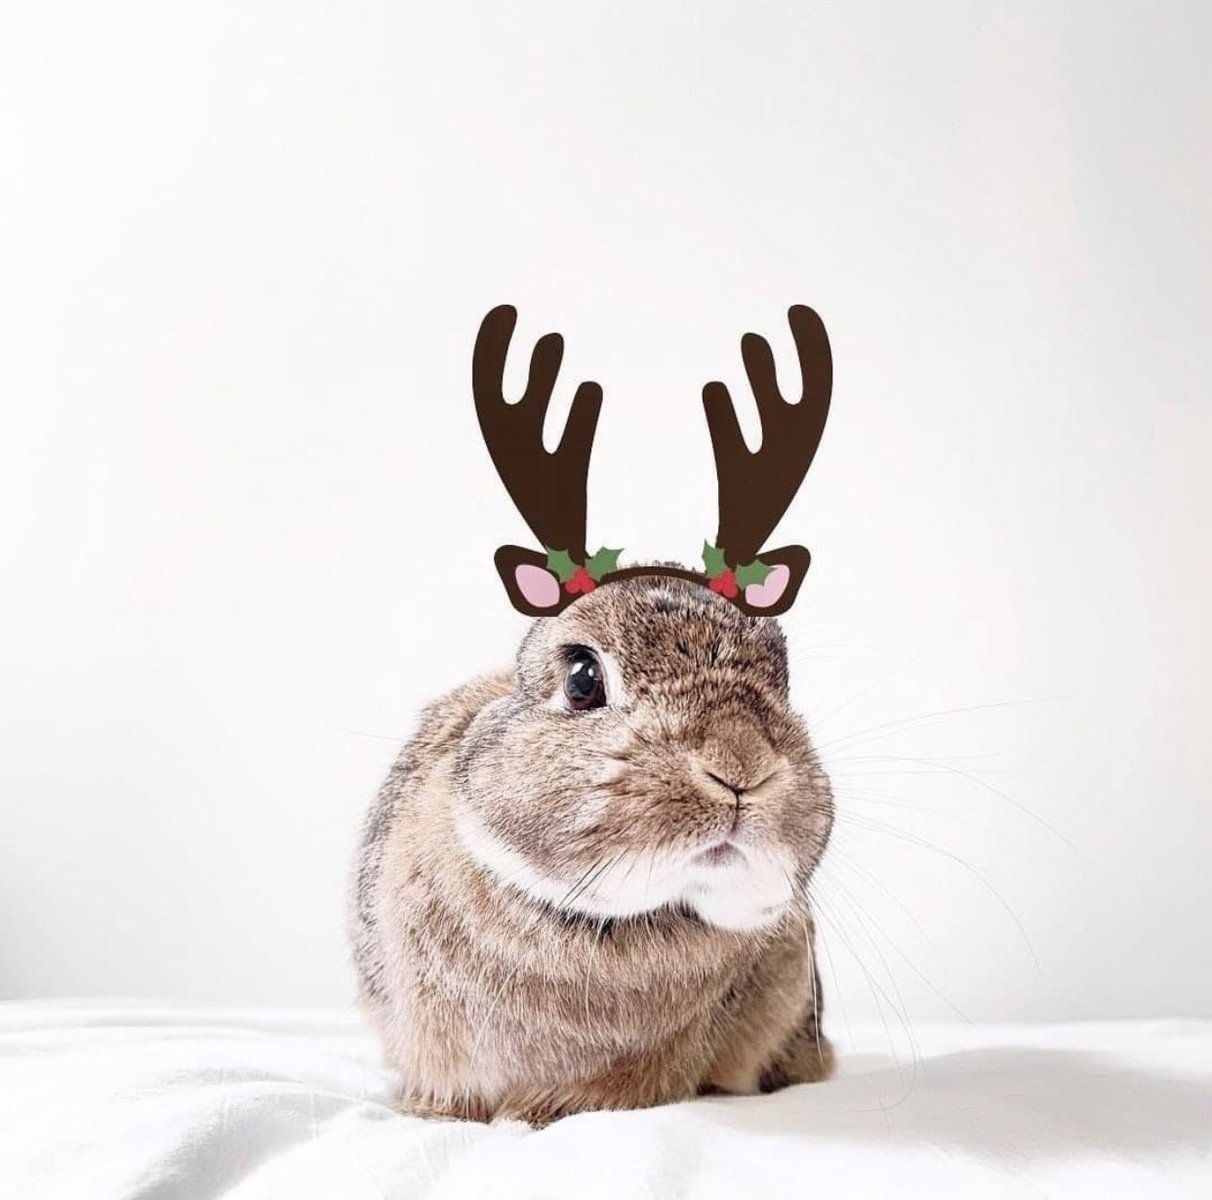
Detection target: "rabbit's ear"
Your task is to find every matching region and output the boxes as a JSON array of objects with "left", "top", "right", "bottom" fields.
[
  {"left": 493, "top": 546, "right": 574, "bottom": 616},
  {"left": 732, "top": 546, "right": 811, "bottom": 617}
]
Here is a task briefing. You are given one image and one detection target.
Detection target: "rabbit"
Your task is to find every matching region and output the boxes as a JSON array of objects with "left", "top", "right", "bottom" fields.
[
  {"left": 351, "top": 301, "right": 837, "bottom": 1123},
  {"left": 349, "top": 572, "right": 835, "bottom": 1126}
]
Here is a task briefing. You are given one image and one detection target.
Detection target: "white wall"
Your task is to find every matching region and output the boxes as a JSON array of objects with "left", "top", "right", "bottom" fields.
[{"left": 2, "top": 1, "right": 1209, "bottom": 1027}]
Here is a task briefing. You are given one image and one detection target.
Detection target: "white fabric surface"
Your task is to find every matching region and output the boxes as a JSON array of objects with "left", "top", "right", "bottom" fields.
[{"left": 1, "top": 1001, "right": 1209, "bottom": 1199}]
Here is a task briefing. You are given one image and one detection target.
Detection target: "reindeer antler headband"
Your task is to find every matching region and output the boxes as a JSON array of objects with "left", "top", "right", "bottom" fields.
[{"left": 473, "top": 303, "right": 832, "bottom": 618}]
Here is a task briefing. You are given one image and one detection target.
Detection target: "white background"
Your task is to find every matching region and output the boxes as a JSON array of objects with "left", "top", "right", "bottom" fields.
[{"left": 2, "top": 1, "right": 1209, "bottom": 1027}]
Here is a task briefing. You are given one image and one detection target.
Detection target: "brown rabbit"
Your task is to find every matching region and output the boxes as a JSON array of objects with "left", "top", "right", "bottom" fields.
[
  {"left": 350, "top": 305, "right": 835, "bottom": 1124},
  {"left": 350, "top": 575, "right": 835, "bottom": 1124}
]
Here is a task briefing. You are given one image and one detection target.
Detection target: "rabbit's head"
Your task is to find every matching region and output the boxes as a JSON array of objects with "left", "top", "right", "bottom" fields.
[
  {"left": 457, "top": 303, "right": 834, "bottom": 929},
  {"left": 455, "top": 575, "right": 832, "bottom": 931}
]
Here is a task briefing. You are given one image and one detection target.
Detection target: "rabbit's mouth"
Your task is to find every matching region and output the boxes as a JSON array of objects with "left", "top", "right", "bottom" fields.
[{"left": 695, "top": 841, "right": 742, "bottom": 868}]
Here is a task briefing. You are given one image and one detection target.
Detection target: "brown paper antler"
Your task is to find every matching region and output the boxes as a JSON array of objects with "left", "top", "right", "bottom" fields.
[
  {"left": 703, "top": 305, "right": 832, "bottom": 566},
  {"left": 473, "top": 305, "right": 608, "bottom": 615},
  {"left": 696, "top": 304, "right": 833, "bottom": 614},
  {"left": 473, "top": 305, "right": 602, "bottom": 563}
]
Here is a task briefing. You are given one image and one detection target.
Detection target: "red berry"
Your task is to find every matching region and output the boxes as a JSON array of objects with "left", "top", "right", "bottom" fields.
[
  {"left": 709, "top": 569, "right": 738, "bottom": 598},
  {"left": 565, "top": 566, "right": 596, "bottom": 595}
]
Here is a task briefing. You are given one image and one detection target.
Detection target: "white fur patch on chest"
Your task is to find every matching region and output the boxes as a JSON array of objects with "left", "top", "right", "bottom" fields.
[{"left": 454, "top": 803, "right": 795, "bottom": 931}]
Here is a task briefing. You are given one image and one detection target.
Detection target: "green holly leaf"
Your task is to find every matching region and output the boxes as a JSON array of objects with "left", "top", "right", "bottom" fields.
[
  {"left": 544, "top": 547, "right": 577, "bottom": 583},
  {"left": 735, "top": 558, "right": 773, "bottom": 589},
  {"left": 585, "top": 546, "right": 623, "bottom": 581},
  {"left": 702, "top": 541, "right": 728, "bottom": 578}
]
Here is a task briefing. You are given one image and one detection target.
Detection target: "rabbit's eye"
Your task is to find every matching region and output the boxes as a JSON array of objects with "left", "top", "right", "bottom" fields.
[{"left": 564, "top": 647, "right": 607, "bottom": 712}]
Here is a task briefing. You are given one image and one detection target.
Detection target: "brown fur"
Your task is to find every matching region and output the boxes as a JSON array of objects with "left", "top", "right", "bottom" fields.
[{"left": 350, "top": 574, "right": 834, "bottom": 1125}]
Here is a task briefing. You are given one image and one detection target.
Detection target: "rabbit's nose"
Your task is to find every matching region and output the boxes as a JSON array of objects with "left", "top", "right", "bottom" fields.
[
  {"left": 694, "top": 756, "right": 775, "bottom": 800},
  {"left": 694, "top": 731, "right": 776, "bottom": 796},
  {"left": 704, "top": 769, "right": 745, "bottom": 798},
  {"left": 703, "top": 768, "right": 774, "bottom": 798}
]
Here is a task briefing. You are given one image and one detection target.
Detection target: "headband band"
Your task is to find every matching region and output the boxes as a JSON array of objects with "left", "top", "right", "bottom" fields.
[{"left": 473, "top": 304, "right": 832, "bottom": 618}]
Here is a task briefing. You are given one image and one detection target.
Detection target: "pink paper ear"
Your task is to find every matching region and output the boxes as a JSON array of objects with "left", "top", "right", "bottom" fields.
[
  {"left": 743, "top": 563, "right": 791, "bottom": 609},
  {"left": 514, "top": 563, "right": 562, "bottom": 610}
]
